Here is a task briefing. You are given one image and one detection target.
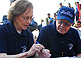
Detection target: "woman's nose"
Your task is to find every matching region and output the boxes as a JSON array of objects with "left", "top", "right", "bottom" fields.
[{"left": 26, "top": 19, "right": 31, "bottom": 24}]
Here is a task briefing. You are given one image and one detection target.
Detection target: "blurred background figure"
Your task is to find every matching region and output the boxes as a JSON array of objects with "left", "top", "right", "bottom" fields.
[
  {"left": 56, "top": 3, "right": 64, "bottom": 15},
  {"left": 2, "top": 15, "right": 10, "bottom": 24},
  {"left": 27, "top": 18, "right": 38, "bottom": 32},
  {"left": 75, "top": 2, "right": 79, "bottom": 21},
  {"left": 41, "top": 19, "right": 46, "bottom": 27},
  {"left": 53, "top": 13, "right": 57, "bottom": 22},
  {"left": 77, "top": 1, "right": 81, "bottom": 21},
  {"left": 68, "top": 3, "right": 74, "bottom": 9},
  {"left": 68, "top": 3, "right": 71, "bottom": 8},
  {"left": 73, "top": 20, "right": 81, "bottom": 30},
  {"left": 10, "top": 0, "right": 16, "bottom": 5},
  {"left": 32, "top": 28, "right": 39, "bottom": 41},
  {"left": 45, "top": 13, "right": 53, "bottom": 25},
  {"left": 45, "top": 13, "right": 50, "bottom": 25},
  {"left": 48, "top": 17, "right": 53, "bottom": 25},
  {"left": 59, "top": 3, "right": 64, "bottom": 9},
  {"left": 72, "top": 20, "right": 81, "bottom": 39},
  {"left": 38, "top": 19, "right": 46, "bottom": 31}
]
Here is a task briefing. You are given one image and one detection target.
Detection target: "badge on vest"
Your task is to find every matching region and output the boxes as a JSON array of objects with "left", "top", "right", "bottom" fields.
[
  {"left": 21, "top": 46, "right": 27, "bottom": 53},
  {"left": 68, "top": 43, "right": 73, "bottom": 50}
]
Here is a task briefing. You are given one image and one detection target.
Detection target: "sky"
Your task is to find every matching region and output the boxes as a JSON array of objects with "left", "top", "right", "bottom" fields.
[
  {"left": 0, "top": 0, "right": 10, "bottom": 22},
  {"left": 0, "top": 0, "right": 80, "bottom": 24}
]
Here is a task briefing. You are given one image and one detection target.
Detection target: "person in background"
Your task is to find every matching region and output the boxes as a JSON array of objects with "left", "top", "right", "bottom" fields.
[
  {"left": 10, "top": 0, "right": 16, "bottom": 5},
  {"left": 53, "top": 13, "right": 57, "bottom": 22},
  {"left": 75, "top": 2, "right": 79, "bottom": 21},
  {"left": 48, "top": 17, "right": 53, "bottom": 25},
  {"left": 27, "top": 18, "right": 38, "bottom": 32},
  {"left": 45, "top": 13, "right": 53, "bottom": 25},
  {"left": 77, "top": 1, "right": 81, "bottom": 21},
  {"left": 73, "top": 20, "right": 81, "bottom": 30},
  {"left": 68, "top": 3, "right": 74, "bottom": 10},
  {"left": 68, "top": 3, "right": 71, "bottom": 8},
  {"left": 56, "top": 3, "right": 64, "bottom": 16},
  {"left": 59, "top": 3, "right": 64, "bottom": 9},
  {"left": 45, "top": 13, "right": 50, "bottom": 25},
  {"left": 2, "top": 15, "right": 10, "bottom": 24},
  {"left": 0, "top": 0, "right": 51, "bottom": 58},
  {"left": 37, "top": 6, "right": 81, "bottom": 58},
  {"left": 38, "top": 19, "right": 44, "bottom": 31}
]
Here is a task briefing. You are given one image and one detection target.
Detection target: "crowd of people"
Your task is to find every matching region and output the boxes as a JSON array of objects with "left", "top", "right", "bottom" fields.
[
  {"left": 44, "top": 2, "right": 81, "bottom": 27},
  {"left": 40, "top": 2, "right": 81, "bottom": 34},
  {"left": 0, "top": 0, "right": 81, "bottom": 58}
]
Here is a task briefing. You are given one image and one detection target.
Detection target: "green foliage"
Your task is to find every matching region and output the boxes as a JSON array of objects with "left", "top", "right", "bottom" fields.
[
  {"left": 64, "top": 0, "right": 66, "bottom": 1},
  {"left": 64, "top": 0, "right": 68, "bottom": 2},
  {"left": 78, "top": 0, "right": 80, "bottom": 1}
]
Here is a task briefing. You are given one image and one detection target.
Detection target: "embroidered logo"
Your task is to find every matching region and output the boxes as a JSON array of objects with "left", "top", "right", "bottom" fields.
[
  {"left": 68, "top": 43, "right": 73, "bottom": 50},
  {"left": 21, "top": 46, "right": 27, "bottom": 53},
  {"left": 60, "top": 10, "right": 73, "bottom": 18}
]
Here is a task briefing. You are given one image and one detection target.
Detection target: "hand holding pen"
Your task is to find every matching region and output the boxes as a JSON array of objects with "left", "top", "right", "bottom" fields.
[{"left": 35, "top": 41, "right": 51, "bottom": 58}]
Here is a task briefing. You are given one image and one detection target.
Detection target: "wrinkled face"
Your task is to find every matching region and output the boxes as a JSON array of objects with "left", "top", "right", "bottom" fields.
[
  {"left": 56, "top": 19, "right": 72, "bottom": 34},
  {"left": 14, "top": 8, "right": 33, "bottom": 31}
]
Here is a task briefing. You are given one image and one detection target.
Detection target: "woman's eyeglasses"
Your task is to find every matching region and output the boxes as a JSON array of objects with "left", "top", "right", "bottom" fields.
[{"left": 20, "top": 16, "right": 33, "bottom": 21}]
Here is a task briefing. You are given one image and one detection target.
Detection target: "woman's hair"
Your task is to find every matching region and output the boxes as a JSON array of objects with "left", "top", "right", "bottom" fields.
[{"left": 7, "top": 0, "right": 33, "bottom": 22}]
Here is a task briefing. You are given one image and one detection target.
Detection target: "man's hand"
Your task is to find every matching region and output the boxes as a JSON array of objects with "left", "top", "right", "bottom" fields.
[{"left": 38, "top": 49, "right": 51, "bottom": 58}]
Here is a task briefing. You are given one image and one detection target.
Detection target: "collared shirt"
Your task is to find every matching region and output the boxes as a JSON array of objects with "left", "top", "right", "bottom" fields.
[
  {"left": 37, "top": 21, "right": 81, "bottom": 58},
  {"left": 0, "top": 22, "right": 34, "bottom": 58}
]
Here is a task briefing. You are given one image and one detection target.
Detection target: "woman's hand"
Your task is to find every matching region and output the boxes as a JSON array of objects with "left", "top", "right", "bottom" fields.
[
  {"left": 27, "top": 44, "right": 44, "bottom": 57},
  {"left": 0, "top": 52, "right": 28, "bottom": 58},
  {"left": 0, "top": 44, "right": 51, "bottom": 58}
]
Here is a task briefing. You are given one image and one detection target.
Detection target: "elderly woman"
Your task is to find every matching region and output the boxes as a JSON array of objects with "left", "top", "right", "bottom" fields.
[{"left": 0, "top": 0, "right": 51, "bottom": 58}]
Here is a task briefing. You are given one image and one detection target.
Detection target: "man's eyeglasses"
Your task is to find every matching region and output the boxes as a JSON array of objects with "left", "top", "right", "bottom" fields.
[{"left": 58, "top": 21, "right": 71, "bottom": 27}]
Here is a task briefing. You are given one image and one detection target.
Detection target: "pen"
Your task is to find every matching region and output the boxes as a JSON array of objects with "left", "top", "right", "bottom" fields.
[
  {"left": 35, "top": 41, "right": 50, "bottom": 54},
  {"left": 36, "top": 41, "right": 39, "bottom": 44}
]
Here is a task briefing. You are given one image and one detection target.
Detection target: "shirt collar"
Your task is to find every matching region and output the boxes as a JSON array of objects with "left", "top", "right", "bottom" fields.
[
  {"left": 9, "top": 22, "right": 27, "bottom": 37},
  {"left": 52, "top": 21, "right": 59, "bottom": 34}
]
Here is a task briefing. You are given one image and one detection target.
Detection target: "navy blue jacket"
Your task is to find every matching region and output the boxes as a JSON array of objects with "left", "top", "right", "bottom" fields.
[
  {"left": 0, "top": 22, "right": 34, "bottom": 58},
  {"left": 37, "top": 21, "right": 81, "bottom": 58}
]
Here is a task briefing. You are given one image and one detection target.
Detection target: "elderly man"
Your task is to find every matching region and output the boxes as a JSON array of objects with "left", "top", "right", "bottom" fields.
[{"left": 37, "top": 6, "right": 81, "bottom": 58}]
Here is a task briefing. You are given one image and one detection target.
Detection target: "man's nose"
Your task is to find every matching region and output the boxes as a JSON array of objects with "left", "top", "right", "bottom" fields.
[{"left": 61, "top": 22, "right": 65, "bottom": 26}]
